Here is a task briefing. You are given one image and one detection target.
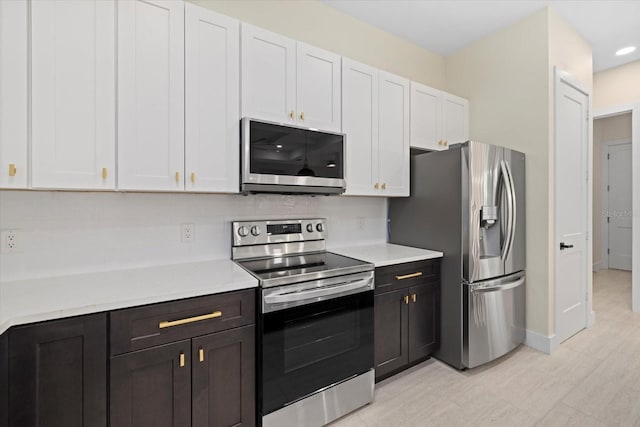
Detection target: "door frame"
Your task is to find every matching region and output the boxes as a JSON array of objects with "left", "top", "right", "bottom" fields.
[
  {"left": 553, "top": 67, "right": 593, "bottom": 351},
  {"left": 600, "top": 139, "right": 632, "bottom": 270},
  {"left": 594, "top": 102, "right": 640, "bottom": 313}
]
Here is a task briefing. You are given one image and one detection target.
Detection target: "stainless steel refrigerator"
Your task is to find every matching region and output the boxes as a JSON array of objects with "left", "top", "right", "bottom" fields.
[{"left": 389, "top": 141, "right": 525, "bottom": 369}]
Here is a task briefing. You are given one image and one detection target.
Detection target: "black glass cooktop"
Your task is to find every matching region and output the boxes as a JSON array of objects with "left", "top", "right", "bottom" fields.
[{"left": 237, "top": 252, "right": 372, "bottom": 288}]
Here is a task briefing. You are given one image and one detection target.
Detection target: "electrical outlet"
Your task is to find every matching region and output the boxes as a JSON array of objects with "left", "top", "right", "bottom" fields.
[
  {"left": 1, "top": 230, "right": 21, "bottom": 253},
  {"left": 356, "top": 217, "right": 365, "bottom": 231},
  {"left": 181, "top": 223, "right": 194, "bottom": 243}
]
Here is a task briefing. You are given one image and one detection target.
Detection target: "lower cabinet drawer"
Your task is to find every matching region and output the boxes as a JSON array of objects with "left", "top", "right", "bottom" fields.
[{"left": 110, "top": 289, "right": 255, "bottom": 356}]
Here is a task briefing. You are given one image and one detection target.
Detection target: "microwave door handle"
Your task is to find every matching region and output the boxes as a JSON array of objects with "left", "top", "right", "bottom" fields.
[{"left": 264, "top": 278, "right": 373, "bottom": 304}]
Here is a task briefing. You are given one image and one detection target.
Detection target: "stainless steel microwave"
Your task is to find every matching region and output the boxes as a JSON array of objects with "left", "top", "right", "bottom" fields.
[{"left": 241, "top": 118, "right": 346, "bottom": 195}]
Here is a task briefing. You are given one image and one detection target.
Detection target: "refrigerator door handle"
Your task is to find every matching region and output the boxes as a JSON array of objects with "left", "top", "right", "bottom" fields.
[
  {"left": 470, "top": 275, "right": 525, "bottom": 293},
  {"left": 500, "top": 159, "right": 517, "bottom": 262}
]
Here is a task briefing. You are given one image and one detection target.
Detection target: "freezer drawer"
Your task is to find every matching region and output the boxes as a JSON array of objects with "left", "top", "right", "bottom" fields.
[{"left": 463, "top": 271, "right": 525, "bottom": 368}]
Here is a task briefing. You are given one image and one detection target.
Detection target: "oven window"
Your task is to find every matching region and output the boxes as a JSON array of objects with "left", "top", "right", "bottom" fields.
[
  {"left": 261, "top": 291, "right": 373, "bottom": 416},
  {"left": 249, "top": 120, "right": 344, "bottom": 179}
]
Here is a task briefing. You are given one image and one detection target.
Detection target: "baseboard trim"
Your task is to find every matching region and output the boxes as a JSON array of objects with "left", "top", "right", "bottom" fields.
[
  {"left": 592, "top": 262, "right": 602, "bottom": 272},
  {"left": 524, "top": 329, "right": 558, "bottom": 354}
]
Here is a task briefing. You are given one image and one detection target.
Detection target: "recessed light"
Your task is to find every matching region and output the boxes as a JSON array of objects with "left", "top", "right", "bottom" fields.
[
  {"left": 615, "top": 46, "right": 636, "bottom": 56},
  {"left": 276, "top": 144, "right": 283, "bottom": 148}
]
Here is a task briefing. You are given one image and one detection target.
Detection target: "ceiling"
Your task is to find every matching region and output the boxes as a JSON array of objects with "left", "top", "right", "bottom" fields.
[{"left": 322, "top": 0, "right": 640, "bottom": 72}]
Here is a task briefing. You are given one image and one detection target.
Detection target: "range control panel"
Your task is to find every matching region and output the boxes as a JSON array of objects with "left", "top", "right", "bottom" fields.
[{"left": 232, "top": 218, "right": 327, "bottom": 247}]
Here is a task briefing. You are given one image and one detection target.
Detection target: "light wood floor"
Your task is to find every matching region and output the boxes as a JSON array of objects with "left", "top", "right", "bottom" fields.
[{"left": 332, "top": 269, "right": 640, "bottom": 426}]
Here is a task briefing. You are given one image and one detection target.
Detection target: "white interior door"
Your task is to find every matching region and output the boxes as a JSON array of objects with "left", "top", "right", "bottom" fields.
[
  {"left": 608, "top": 142, "right": 632, "bottom": 270},
  {"left": 555, "top": 76, "right": 589, "bottom": 344}
]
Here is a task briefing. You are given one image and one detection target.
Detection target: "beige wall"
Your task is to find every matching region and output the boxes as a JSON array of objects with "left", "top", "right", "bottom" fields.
[
  {"left": 445, "top": 7, "right": 592, "bottom": 338},
  {"left": 593, "top": 61, "right": 640, "bottom": 110},
  {"left": 593, "top": 113, "right": 633, "bottom": 267},
  {"left": 189, "top": 0, "right": 445, "bottom": 89},
  {"left": 445, "top": 8, "right": 551, "bottom": 336}
]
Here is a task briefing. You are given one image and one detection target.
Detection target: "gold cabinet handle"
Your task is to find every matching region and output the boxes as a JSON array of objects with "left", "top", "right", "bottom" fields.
[
  {"left": 8, "top": 163, "right": 17, "bottom": 177},
  {"left": 191, "top": 172, "right": 196, "bottom": 184},
  {"left": 438, "top": 140, "right": 443, "bottom": 146},
  {"left": 179, "top": 352, "right": 185, "bottom": 367},
  {"left": 159, "top": 311, "right": 222, "bottom": 329},
  {"left": 444, "top": 140, "right": 448, "bottom": 146},
  {"left": 299, "top": 111, "right": 304, "bottom": 121},
  {"left": 374, "top": 182, "right": 379, "bottom": 190},
  {"left": 403, "top": 295, "right": 409, "bottom": 304},
  {"left": 412, "top": 293, "right": 417, "bottom": 303},
  {"left": 290, "top": 110, "right": 295, "bottom": 120},
  {"left": 199, "top": 347, "right": 204, "bottom": 363},
  {"left": 395, "top": 272, "right": 423, "bottom": 280},
  {"left": 102, "top": 167, "right": 108, "bottom": 180},
  {"left": 175, "top": 171, "right": 180, "bottom": 183},
  {"left": 381, "top": 183, "right": 386, "bottom": 190}
]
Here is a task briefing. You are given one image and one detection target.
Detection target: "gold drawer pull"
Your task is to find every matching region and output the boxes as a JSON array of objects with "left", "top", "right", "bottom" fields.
[
  {"left": 8, "top": 163, "right": 17, "bottom": 177},
  {"left": 159, "top": 311, "right": 222, "bottom": 329},
  {"left": 381, "top": 183, "right": 386, "bottom": 190},
  {"left": 290, "top": 110, "right": 295, "bottom": 120},
  {"left": 412, "top": 293, "right": 417, "bottom": 303},
  {"left": 179, "top": 352, "right": 185, "bottom": 367},
  {"left": 199, "top": 347, "right": 204, "bottom": 362},
  {"left": 191, "top": 172, "right": 196, "bottom": 184},
  {"left": 374, "top": 182, "right": 379, "bottom": 190},
  {"left": 395, "top": 272, "right": 423, "bottom": 280},
  {"left": 300, "top": 111, "right": 305, "bottom": 121},
  {"left": 403, "top": 295, "right": 409, "bottom": 304},
  {"left": 102, "top": 167, "right": 108, "bottom": 179},
  {"left": 175, "top": 171, "right": 180, "bottom": 183}
]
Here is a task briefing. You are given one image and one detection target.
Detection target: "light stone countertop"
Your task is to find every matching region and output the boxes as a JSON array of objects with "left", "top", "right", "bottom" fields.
[
  {"left": 0, "top": 259, "right": 258, "bottom": 335},
  {"left": 332, "top": 243, "right": 443, "bottom": 267}
]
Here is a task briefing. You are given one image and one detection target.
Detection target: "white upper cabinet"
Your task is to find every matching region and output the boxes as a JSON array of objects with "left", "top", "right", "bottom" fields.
[
  {"left": 118, "top": 0, "right": 185, "bottom": 191},
  {"left": 31, "top": 0, "right": 116, "bottom": 189},
  {"left": 410, "top": 81, "right": 441, "bottom": 151},
  {"left": 0, "top": 0, "right": 28, "bottom": 189},
  {"left": 378, "top": 71, "right": 410, "bottom": 197},
  {"left": 241, "top": 23, "right": 296, "bottom": 124},
  {"left": 296, "top": 42, "right": 341, "bottom": 132},
  {"left": 342, "top": 59, "right": 409, "bottom": 197},
  {"left": 185, "top": 3, "right": 240, "bottom": 193},
  {"left": 441, "top": 92, "right": 469, "bottom": 146},
  {"left": 410, "top": 83, "right": 469, "bottom": 151},
  {"left": 342, "top": 58, "right": 379, "bottom": 196},
  {"left": 241, "top": 24, "right": 341, "bottom": 132}
]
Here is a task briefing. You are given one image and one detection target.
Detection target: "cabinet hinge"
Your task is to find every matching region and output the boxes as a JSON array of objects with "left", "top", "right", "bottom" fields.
[
  {"left": 607, "top": 153, "right": 610, "bottom": 160},
  {"left": 608, "top": 248, "right": 610, "bottom": 254},
  {"left": 607, "top": 217, "right": 610, "bottom": 223},
  {"left": 607, "top": 185, "right": 610, "bottom": 192}
]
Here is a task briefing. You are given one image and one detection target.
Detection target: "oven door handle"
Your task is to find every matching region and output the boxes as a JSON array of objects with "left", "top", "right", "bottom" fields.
[{"left": 264, "top": 278, "right": 373, "bottom": 304}]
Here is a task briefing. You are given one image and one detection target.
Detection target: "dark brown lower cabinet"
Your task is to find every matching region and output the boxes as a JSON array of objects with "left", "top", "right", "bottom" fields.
[
  {"left": 110, "top": 341, "right": 192, "bottom": 427},
  {"left": 5, "top": 313, "right": 107, "bottom": 427},
  {"left": 192, "top": 326, "right": 255, "bottom": 427},
  {"left": 374, "top": 259, "right": 440, "bottom": 381}
]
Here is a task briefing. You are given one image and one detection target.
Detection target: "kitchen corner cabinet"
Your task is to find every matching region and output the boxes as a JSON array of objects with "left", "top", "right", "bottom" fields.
[
  {"left": 117, "top": 0, "right": 185, "bottom": 191},
  {"left": 185, "top": 3, "right": 240, "bottom": 193},
  {"left": 342, "top": 58, "right": 409, "bottom": 197},
  {"left": 110, "top": 290, "right": 256, "bottom": 427},
  {"left": 4, "top": 314, "right": 108, "bottom": 426},
  {"left": 241, "top": 23, "right": 341, "bottom": 132},
  {"left": 374, "top": 259, "right": 440, "bottom": 381},
  {"left": 0, "top": 0, "right": 28, "bottom": 189},
  {"left": 30, "top": 0, "right": 116, "bottom": 190},
  {"left": 410, "top": 81, "right": 469, "bottom": 151}
]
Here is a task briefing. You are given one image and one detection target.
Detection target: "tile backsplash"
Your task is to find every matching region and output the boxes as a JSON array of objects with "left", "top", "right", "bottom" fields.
[{"left": 0, "top": 191, "right": 387, "bottom": 281}]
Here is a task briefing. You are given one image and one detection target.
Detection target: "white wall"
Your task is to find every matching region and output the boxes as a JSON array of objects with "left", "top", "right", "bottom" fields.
[
  {"left": 593, "top": 113, "right": 633, "bottom": 269},
  {"left": 0, "top": 191, "right": 387, "bottom": 282},
  {"left": 593, "top": 61, "right": 640, "bottom": 110}
]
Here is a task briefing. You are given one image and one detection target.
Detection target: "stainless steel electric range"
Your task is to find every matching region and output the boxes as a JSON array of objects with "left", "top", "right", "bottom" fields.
[{"left": 232, "top": 218, "right": 375, "bottom": 427}]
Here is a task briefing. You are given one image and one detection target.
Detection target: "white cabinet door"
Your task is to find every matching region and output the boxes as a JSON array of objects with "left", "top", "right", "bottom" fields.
[
  {"left": 185, "top": 3, "right": 239, "bottom": 193},
  {"left": 296, "top": 42, "right": 341, "bottom": 132},
  {"left": 241, "top": 23, "right": 296, "bottom": 124},
  {"left": 0, "top": 0, "right": 28, "bottom": 189},
  {"left": 378, "top": 72, "right": 410, "bottom": 197},
  {"left": 118, "top": 0, "right": 184, "bottom": 191},
  {"left": 31, "top": 0, "right": 116, "bottom": 190},
  {"left": 441, "top": 91, "right": 469, "bottom": 146},
  {"left": 410, "top": 81, "right": 442, "bottom": 151},
  {"left": 342, "top": 58, "right": 379, "bottom": 196}
]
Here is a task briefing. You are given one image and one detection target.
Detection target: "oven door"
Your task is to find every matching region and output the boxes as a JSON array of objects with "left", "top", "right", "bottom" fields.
[{"left": 260, "top": 272, "right": 374, "bottom": 416}]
